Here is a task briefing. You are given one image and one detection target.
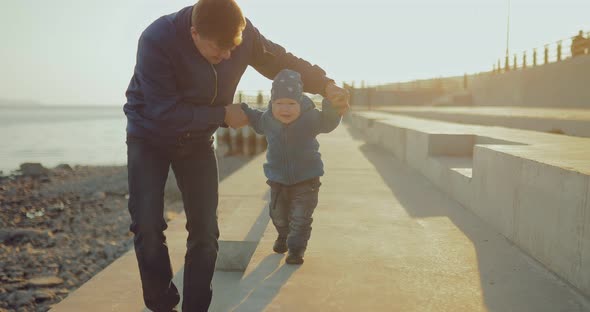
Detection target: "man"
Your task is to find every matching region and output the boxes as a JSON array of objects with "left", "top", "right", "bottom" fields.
[
  {"left": 571, "top": 30, "right": 587, "bottom": 57},
  {"left": 123, "top": 0, "right": 349, "bottom": 311}
]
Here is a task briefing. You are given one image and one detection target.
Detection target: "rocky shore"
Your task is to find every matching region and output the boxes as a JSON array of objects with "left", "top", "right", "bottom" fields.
[{"left": 0, "top": 151, "right": 254, "bottom": 311}]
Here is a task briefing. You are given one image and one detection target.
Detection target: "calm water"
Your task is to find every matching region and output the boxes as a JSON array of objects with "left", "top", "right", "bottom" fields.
[{"left": 0, "top": 106, "right": 127, "bottom": 173}]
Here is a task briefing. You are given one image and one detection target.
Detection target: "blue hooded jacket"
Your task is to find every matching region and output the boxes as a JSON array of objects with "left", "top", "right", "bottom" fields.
[
  {"left": 241, "top": 96, "right": 341, "bottom": 185},
  {"left": 124, "top": 6, "right": 333, "bottom": 144}
]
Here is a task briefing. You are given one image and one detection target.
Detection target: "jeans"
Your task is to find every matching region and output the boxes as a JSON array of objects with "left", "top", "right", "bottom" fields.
[
  {"left": 127, "top": 133, "right": 219, "bottom": 312},
  {"left": 267, "top": 177, "right": 321, "bottom": 252}
]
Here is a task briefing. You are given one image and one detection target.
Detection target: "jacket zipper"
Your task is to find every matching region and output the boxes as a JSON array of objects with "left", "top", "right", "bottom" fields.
[
  {"left": 282, "top": 125, "right": 292, "bottom": 184},
  {"left": 209, "top": 63, "right": 218, "bottom": 106}
]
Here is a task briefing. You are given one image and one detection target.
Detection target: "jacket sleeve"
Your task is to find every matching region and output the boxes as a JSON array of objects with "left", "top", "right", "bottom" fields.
[
  {"left": 247, "top": 20, "right": 333, "bottom": 97},
  {"left": 310, "top": 98, "right": 342, "bottom": 135},
  {"left": 241, "top": 103, "right": 266, "bottom": 135},
  {"left": 131, "top": 34, "right": 225, "bottom": 131}
]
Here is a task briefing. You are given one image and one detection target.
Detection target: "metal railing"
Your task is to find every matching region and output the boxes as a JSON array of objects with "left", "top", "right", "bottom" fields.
[
  {"left": 215, "top": 90, "right": 268, "bottom": 156},
  {"left": 233, "top": 90, "right": 325, "bottom": 107},
  {"left": 346, "top": 29, "right": 590, "bottom": 93},
  {"left": 493, "top": 31, "right": 590, "bottom": 73},
  {"left": 233, "top": 90, "right": 269, "bottom": 108}
]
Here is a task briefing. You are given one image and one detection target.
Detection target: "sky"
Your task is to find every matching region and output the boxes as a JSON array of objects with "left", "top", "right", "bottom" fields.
[{"left": 0, "top": 0, "right": 588, "bottom": 106}]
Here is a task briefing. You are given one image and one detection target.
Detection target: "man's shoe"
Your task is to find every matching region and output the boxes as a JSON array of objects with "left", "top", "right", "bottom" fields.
[
  {"left": 285, "top": 250, "right": 304, "bottom": 265},
  {"left": 273, "top": 238, "right": 288, "bottom": 254}
]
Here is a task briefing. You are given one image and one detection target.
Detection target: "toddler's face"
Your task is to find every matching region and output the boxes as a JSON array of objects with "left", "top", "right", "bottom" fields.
[{"left": 271, "top": 98, "right": 301, "bottom": 124}]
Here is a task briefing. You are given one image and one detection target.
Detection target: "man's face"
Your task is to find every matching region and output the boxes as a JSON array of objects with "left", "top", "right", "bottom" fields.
[
  {"left": 272, "top": 98, "right": 301, "bottom": 124},
  {"left": 191, "top": 27, "right": 238, "bottom": 64}
]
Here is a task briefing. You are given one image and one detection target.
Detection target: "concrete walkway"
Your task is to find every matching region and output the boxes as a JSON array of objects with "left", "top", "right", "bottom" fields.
[{"left": 51, "top": 125, "right": 589, "bottom": 311}]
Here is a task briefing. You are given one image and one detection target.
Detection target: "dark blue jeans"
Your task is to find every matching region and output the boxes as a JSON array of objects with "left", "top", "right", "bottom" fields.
[
  {"left": 267, "top": 178, "right": 321, "bottom": 252},
  {"left": 127, "top": 133, "right": 219, "bottom": 312}
]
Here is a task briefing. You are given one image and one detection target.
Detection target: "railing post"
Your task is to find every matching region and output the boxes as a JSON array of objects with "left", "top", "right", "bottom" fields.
[
  {"left": 367, "top": 87, "right": 373, "bottom": 111},
  {"left": 557, "top": 41, "right": 562, "bottom": 61},
  {"left": 533, "top": 49, "right": 537, "bottom": 67},
  {"left": 523, "top": 52, "right": 527, "bottom": 69},
  {"left": 513, "top": 54, "right": 517, "bottom": 70},
  {"left": 544, "top": 45, "right": 549, "bottom": 64},
  {"left": 256, "top": 90, "right": 263, "bottom": 107},
  {"left": 242, "top": 126, "right": 256, "bottom": 156},
  {"left": 216, "top": 127, "right": 230, "bottom": 155},
  {"left": 505, "top": 55, "right": 510, "bottom": 72}
]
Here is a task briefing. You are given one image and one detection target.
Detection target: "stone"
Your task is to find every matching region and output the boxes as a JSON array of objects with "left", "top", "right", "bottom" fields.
[
  {"left": 91, "top": 191, "right": 106, "bottom": 200},
  {"left": 0, "top": 228, "right": 52, "bottom": 245},
  {"left": 27, "top": 276, "right": 64, "bottom": 287},
  {"left": 19, "top": 163, "right": 48, "bottom": 177},
  {"left": 33, "top": 289, "right": 55, "bottom": 301},
  {"left": 55, "top": 164, "right": 73, "bottom": 171},
  {"left": 5, "top": 265, "right": 23, "bottom": 272},
  {"left": 13, "top": 290, "right": 34, "bottom": 306},
  {"left": 102, "top": 243, "right": 117, "bottom": 260},
  {"left": 48, "top": 201, "right": 66, "bottom": 212},
  {"left": 53, "top": 233, "right": 70, "bottom": 247}
]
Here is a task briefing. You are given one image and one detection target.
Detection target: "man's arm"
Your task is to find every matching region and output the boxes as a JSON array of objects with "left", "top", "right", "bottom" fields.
[
  {"left": 247, "top": 21, "right": 332, "bottom": 97},
  {"left": 246, "top": 20, "right": 350, "bottom": 112},
  {"left": 132, "top": 34, "right": 225, "bottom": 130}
]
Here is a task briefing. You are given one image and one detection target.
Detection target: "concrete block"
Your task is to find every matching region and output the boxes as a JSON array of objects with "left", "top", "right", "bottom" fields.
[
  {"left": 472, "top": 146, "right": 524, "bottom": 240},
  {"left": 348, "top": 114, "right": 364, "bottom": 132},
  {"left": 428, "top": 134, "right": 475, "bottom": 157},
  {"left": 423, "top": 158, "right": 448, "bottom": 193},
  {"left": 376, "top": 122, "right": 407, "bottom": 161},
  {"left": 449, "top": 167, "right": 473, "bottom": 209},
  {"left": 405, "top": 129, "right": 429, "bottom": 172},
  {"left": 432, "top": 156, "right": 474, "bottom": 209},
  {"left": 514, "top": 161, "right": 588, "bottom": 290},
  {"left": 365, "top": 120, "right": 382, "bottom": 145},
  {"left": 582, "top": 180, "right": 590, "bottom": 295},
  {"left": 350, "top": 113, "right": 386, "bottom": 138},
  {"left": 423, "top": 156, "right": 474, "bottom": 209}
]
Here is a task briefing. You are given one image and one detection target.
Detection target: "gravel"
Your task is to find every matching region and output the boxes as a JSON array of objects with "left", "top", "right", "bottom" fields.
[{"left": 0, "top": 150, "right": 256, "bottom": 311}]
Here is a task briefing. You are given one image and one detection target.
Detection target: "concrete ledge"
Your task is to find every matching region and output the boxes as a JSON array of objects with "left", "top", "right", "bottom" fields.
[
  {"left": 350, "top": 111, "right": 590, "bottom": 297},
  {"left": 515, "top": 160, "right": 588, "bottom": 290},
  {"left": 372, "top": 106, "right": 590, "bottom": 138},
  {"left": 472, "top": 145, "right": 524, "bottom": 240},
  {"left": 216, "top": 240, "right": 258, "bottom": 272}
]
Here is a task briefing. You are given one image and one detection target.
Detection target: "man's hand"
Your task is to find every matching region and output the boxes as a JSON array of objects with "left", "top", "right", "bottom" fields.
[
  {"left": 224, "top": 104, "right": 249, "bottom": 128},
  {"left": 325, "top": 82, "right": 350, "bottom": 115}
]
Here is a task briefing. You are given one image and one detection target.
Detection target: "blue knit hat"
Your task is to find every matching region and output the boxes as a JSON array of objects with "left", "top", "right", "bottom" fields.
[{"left": 271, "top": 69, "right": 303, "bottom": 102}]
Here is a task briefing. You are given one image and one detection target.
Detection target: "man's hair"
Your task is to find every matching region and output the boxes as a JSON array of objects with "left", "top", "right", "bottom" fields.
[{"left": 192, "top": 0, "right": 246, "bottom": 49}]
